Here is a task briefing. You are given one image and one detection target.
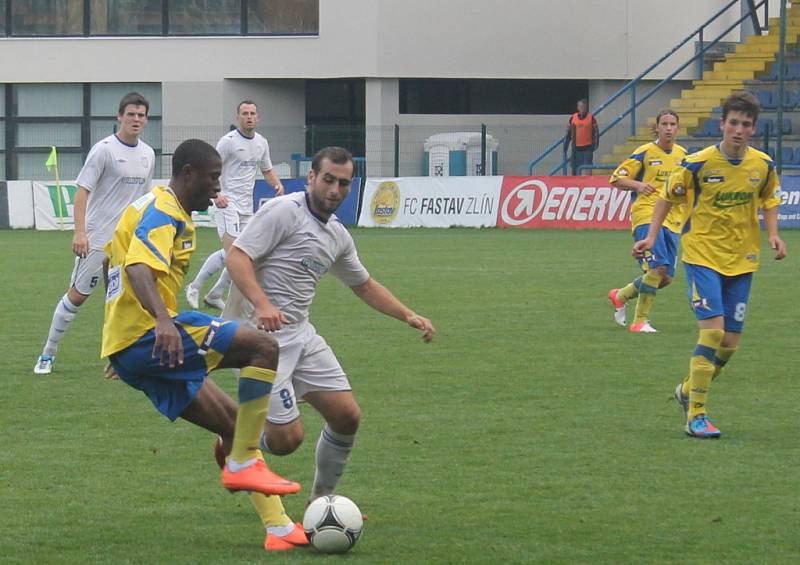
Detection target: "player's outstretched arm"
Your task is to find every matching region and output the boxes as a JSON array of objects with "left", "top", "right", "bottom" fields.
[
  {"left": 126, "top": 263, "right": 183, "bottom": 367},
  {"left": 350, "top": 277, "right": 435, "bottom": 342},
  {"left": 763, "top": 206, "right": 787, "bottom": 260},
  {"left": 225, "top": 246, "right": 288, "bottom": 331}
]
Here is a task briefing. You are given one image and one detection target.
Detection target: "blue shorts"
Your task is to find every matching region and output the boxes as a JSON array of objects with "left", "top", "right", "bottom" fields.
[
  {"left": 684, "top": 263, "right": 753, "bottom": 333},
  {"left": 633, "top": 224, "right": 679, "bottom": 277},
  {"left": 110, "top": 311, "right": 239, "bottom": 421}
]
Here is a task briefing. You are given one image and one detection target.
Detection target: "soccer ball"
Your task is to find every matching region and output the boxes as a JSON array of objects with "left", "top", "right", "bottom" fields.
[{"left": 302, "top": 494, "right": 363, "bottom": 553}]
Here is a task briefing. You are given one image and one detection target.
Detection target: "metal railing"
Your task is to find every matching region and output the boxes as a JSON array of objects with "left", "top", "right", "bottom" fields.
[{"left": 529, "top": 0, "right": 769, "bottom": 175}]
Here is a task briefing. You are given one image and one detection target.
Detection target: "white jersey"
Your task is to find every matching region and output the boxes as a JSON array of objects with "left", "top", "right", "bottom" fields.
[
  {"left": 216, "top": 129, "right": 274, "bottom": 215},
  {"left": 224, "top": 191, "right": 370, "bottom": 344},
  {"left": 76, "top": 134, "right": 155, "bottom": 250}
]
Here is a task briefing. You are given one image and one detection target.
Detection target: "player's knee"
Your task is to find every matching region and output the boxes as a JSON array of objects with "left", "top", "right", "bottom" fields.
[
  {"left": 329, "top": 404, "right": 361, "bottom": 435},
  {"left": 658, "top": 275, "right": 672, "bottom": 288},
  {"left": 67, "top": 287, "right": 89, "bottom": 307},
  {"left": 248, "top": 333, "right": 279, "bottom": 368},
  {"left": 265, "top": 425, "right": 304, "bottom": 455}
]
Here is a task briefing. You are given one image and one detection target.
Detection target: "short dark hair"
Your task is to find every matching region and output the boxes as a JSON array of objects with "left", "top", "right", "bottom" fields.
[
  {"left": 577, "top": 98, "right": 588, "bottom": 106},
  {"left": 118, "top": 92, "right": 149, "bottom": 116},
  {"left": 721, "top": 91, "right": 760, "bottom": 123},
  {"left": 237, "top": 100, "right": 258, "bottom": 114},
  {"left": 311, "top": 146, "right": 354, "bottom": 175},
  {"left": 171, "top": 139, "right": 219, "bottom": 177}
]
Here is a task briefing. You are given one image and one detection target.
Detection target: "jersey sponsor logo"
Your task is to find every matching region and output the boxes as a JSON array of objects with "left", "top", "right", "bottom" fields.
[
  {"left": 703, "top": 175, "right": 724, "bottom": 183},
  {"left": 240, "top": 159, "right": 260, "bottom": 167},
  {"left": 749, "top": 170, "right": 763, "bottom": 186},
  {"left": 121, "top": 176, "right": 146, "bottom": 185},
  {"left": 301, "top": 256, "right": 327, "bottom": 276},
  {"left": 712, "top": 191, "right": 753, "bottom": 209},
  {"left": 648, "top": 159, "right": 663, "bottom": 166},
  {"left": 746, "top": 253, "right": 758, "bottom": 262},
  {"left": 654, "top": 169, "right": 671, "bottom": 182},
  {"left": 370, "top": 181, "right": 400, "bottom": 225}
]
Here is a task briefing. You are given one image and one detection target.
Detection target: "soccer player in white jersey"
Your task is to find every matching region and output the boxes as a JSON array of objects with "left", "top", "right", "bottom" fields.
[
  {"left": 185, "top": 101, "right": 284, "bottom": 311},
  {"left": 221, "top": 147, "right": 435, "bottom": 551},
  {"left": 34, "top": 92, "right": 155, "bottom": 375}
]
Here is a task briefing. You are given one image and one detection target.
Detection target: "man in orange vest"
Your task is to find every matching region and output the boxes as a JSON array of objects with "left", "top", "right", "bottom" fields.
[{"left": 563, "top": 99, "right": 599, "bottom": 175}]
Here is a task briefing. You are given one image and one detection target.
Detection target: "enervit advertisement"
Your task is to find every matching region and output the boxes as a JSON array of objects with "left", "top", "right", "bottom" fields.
[
  {"left": 497, "top": 176, "right": 632, "bottom": 229},
  {"left": 358, "top": 177, "right": 502, "bottom": 228}
]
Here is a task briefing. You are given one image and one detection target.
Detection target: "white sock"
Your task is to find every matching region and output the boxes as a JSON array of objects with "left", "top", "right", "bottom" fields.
[
  {"left": 206, "top": 267, "right": 232, "bottom": 301},
  {"left": 311, "top": 425, "right": 355, "bottom": 500},
  {"left": 190, "top": 249, "right": 225, "bottom": 291},
  {"left": 43, "top": 294, "right": 81, "bottom": 356}
]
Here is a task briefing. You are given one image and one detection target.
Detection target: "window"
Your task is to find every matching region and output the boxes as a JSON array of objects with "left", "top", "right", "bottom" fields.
[
  {"left": 247, "top": 0, "right": 318, "bottom": 34},
  {"left": 306, "top": 79, "right": 365, "bottom": 156},
  {"left": 11, "top": 0, "right": 83, "bottom": 35},
  {"left": 169, "top": 0, "right": 240, "bottom": 35},
  {"left": 3, "top": 83, "right": 162, "bottom": 180},
  {"left": 90, "top": 0, "right": 162, "bottom": 35},
  {"left": 15, "top": 84, "right": 83, "bottom": 117},
  {"left": 3, "top": 1, "right": 319, "bottom": 36},
  {"left": 400, "top": 79, "right": 590, "bottom": 115}
]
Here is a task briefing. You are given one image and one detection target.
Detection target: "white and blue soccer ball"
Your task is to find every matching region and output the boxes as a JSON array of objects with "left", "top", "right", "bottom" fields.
[{"left": 302, "top": 494, "right": 363, "bottom": 553}]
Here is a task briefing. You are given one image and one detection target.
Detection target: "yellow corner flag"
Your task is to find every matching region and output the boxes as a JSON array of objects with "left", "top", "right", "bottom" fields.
[{"left": 45, "top": 146, "right": 58, "bottom": 171}]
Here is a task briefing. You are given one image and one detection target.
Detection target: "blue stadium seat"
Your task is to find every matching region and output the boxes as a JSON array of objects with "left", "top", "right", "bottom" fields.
[
  {"left": 757, "top": 90, "right": 775, "bottom": 110},
  {"left": 687, "top": 145, "right": 703, "bottom": 154},
  {"left": 787, "top": 62, "right": 800, "bottom": 81},
  {"left": 755, "top": 118, "right": 768, "bottom": 137},
  {"left": 781, "top": 146, "right": 794, "bottom": 163},
  {"left": 693, "top": 118, "right": 720, "bottom": 138},
  {"left": 759, "top": 64, "right": 779, "bottom": 81},
  {"left": 794, "top": 146, "right": 800, "bottom": 163},
  {"left": 781, "top": 117, "right": 792, "bottom": 135}
]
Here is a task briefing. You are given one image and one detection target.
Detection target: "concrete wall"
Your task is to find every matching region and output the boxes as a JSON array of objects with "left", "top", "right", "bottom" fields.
[{"left": 0, "top": 1, "right": 776, "bottom": 83}]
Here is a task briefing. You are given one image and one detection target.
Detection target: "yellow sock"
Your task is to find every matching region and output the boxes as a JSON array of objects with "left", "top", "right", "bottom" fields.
[
  {"left": 632, "top": 271, "right": 661, "bottom": 324},
  {"left": 618, "top": 277, "right": 641, "bottom": 302},
  {"left": 683, "top": 346, "right": 737, "bottom": 394},
  {"left": 712, "top": 347, "right": 736, "bottom": 380},
  {"left": 249, "top": 493, "right": 292, "bottom": 528},
  {"left": 230, "top": 366, "right": 276, "bottom": 465},
  {"left": 687, "top": 329, "right": 724, "bottom": 420}
]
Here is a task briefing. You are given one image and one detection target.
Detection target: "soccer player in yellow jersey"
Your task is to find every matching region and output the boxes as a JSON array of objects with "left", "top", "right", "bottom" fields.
[
  {"left": 102, "top": 140, "right": 303, "bottom": 530},
  {"left": 634, "top": 92, "right": 787, "bottom": 438},
  {"left": 608, "top": 109, "right": 686, "bottom": 333}
]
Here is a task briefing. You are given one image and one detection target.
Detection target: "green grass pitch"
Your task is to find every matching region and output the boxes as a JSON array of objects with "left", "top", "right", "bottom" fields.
[{"left": 1, "top": 227, "right": 798, "bottom": 564}]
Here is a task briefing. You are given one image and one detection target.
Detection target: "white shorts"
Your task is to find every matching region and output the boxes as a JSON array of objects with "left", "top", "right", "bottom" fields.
[
  {"left": 69, "top": 248, "right": 105, "bottom": 295},
  {"left": 267, "top": 325, "right": 351, "bottom": 425},
  {"left": 214, "top": 208, "right": 252, "bottom": 239}
]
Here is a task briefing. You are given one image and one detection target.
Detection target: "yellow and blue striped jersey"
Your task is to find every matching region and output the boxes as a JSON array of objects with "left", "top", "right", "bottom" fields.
[
  {"left": 610, "top": 141, "right": 687, "bottom": 233},
  {"left": 662, "top": 145, "right": 782, "bottom": 276},
  {"left": 101, "top": 185, "right": 196, "bottom": 358}
]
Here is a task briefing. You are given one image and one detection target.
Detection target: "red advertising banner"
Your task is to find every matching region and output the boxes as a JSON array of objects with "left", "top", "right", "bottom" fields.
[{"left": 497, "top": 176, "right": 632, "bottom": 230}]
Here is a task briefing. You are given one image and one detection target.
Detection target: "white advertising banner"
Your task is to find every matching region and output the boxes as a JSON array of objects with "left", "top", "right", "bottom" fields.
[
  {"left": 32, "top": 180, "right": 213, "bottom": 231},
  {"left": 358, "top": 177, "right": 502, "bottom": 228},
  {"left": 6, "top": 181, "right": 35, "bottom": 228}
]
